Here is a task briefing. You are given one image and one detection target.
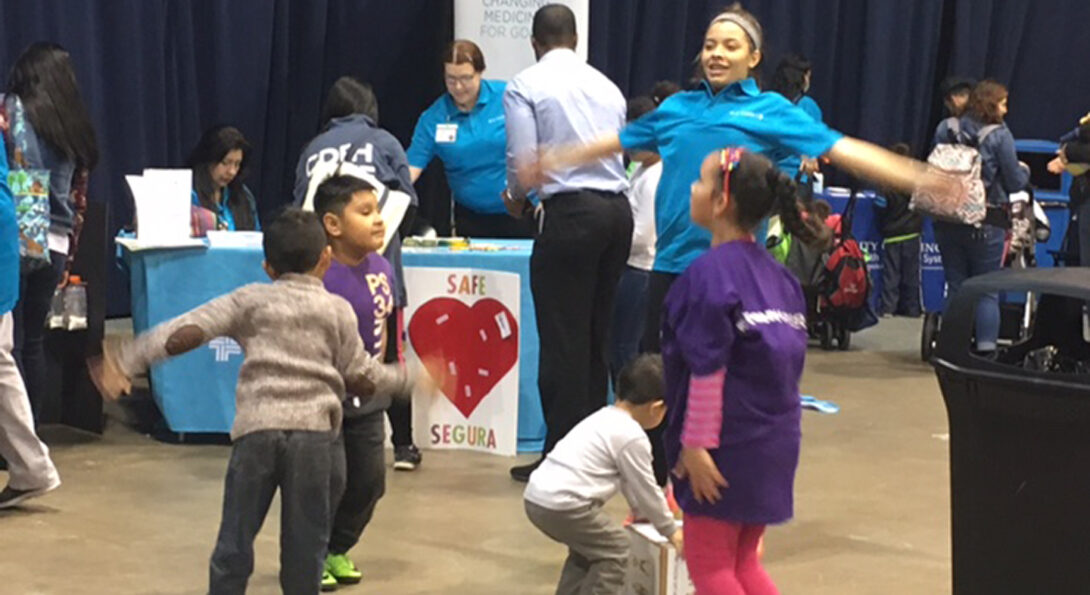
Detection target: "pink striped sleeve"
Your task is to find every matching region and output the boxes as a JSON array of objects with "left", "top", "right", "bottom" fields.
[{"left": 681, "top": 368, "right": 726, "bottom": 448}]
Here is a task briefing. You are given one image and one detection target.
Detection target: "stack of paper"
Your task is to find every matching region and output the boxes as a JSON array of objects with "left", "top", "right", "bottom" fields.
[{"left": 126, "top": 169, "right": 200, "bottom": 247}]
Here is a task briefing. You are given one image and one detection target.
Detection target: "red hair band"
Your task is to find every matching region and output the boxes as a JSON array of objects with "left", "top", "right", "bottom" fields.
[{"left": 719, "top": 147, "right": 745, "bottom": 203}]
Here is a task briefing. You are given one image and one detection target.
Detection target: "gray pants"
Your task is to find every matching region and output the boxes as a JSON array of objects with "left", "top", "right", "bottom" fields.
[
  {"left": 0, "top": 312, "right": 59, "bottom": 491},
  {"left": 209, "top": 429, "right": 343, "bottom": 595},
  {"left": 525, "top": 500, "right": 630, "bottom": 595}
]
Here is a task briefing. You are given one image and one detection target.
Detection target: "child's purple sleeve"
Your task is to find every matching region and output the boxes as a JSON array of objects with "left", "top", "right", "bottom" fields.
[{"left": 666, "top": 273, "right": 737, "bottom": 449}]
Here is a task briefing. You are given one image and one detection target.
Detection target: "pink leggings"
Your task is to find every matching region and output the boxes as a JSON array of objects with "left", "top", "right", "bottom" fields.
[{"left": 684, "top": 515, "right": 778, "bottom": 594}]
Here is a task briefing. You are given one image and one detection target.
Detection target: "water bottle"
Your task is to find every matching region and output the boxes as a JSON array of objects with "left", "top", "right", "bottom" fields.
[
  {"left": 48, "top": 286, "right": 66, "bottom": 329},
  {"left": 64, "top": 275, "right": 88, "bottom": 331}
]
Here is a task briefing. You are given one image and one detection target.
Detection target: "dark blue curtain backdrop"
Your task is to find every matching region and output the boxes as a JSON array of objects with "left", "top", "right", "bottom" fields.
[{"left": 1, "top": 0, "right": 1087, "bottom": 315}]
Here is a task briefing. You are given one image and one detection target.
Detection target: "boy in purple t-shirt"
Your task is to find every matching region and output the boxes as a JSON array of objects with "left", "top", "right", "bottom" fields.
[
  {"left": 664, "top": 148, "right": 828, "bottom": 593},
  {"left": 314, "top": 175, "right": 396, "bottom": 589}
]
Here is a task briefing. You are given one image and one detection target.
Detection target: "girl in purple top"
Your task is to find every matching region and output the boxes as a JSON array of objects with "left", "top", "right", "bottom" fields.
[{"left": 664, "top": 148, "right": 824, "bottom": 593}]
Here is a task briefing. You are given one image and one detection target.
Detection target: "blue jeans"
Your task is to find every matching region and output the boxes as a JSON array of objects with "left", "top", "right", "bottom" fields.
[
  {"left": 609, "top": 266, "right": 649, "bottom": 384},
  {"left": 934, "top": 223, "right": 1005, "bottom": 351}
]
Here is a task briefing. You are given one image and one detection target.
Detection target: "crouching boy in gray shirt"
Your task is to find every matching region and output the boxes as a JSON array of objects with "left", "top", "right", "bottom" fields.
[
  {"left": 92, "top": 209, "right": 419, "bottom": 595},
  {"left": 524, "top": 354, "right": 683, "bottom": 594}
]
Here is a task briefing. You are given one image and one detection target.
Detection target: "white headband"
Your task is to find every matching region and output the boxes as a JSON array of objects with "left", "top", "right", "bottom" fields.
[{"left": 712, "top": 13, "right": 762, "bottom": 52}]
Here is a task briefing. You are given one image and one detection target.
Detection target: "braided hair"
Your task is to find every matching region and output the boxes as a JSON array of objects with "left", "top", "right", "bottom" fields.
[{"left": 716, "top": 149, "right": 831, "bottom": 248}]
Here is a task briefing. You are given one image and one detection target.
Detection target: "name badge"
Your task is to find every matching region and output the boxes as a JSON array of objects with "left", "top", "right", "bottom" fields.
[{"left": 436, "top": 123, "right": 458, "bottom": 143}]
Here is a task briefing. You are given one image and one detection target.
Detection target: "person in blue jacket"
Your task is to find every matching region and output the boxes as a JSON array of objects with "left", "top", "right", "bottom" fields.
[
  {"left": 535, "top": 4, "right": 953, "bottom": 354},
  {"left": 407, "top": 40, "right": 532, "bottom": 238},
  {"left": 293, "top": 76, "right": 423, "bottom": 473},
  {"left": 0, "top": 117, "right": 61, "bottom": 509},
  {"left": 188, "top": 125, "right": 260, "bottom": 232},
  {"left": 932, "top": 79, "right": 1030, "bottom": 352}
]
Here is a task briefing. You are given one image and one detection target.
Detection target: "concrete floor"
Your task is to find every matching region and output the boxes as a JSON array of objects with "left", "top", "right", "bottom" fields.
[{"left": 0, "top": 317, "right": 952, "bottom": 594}]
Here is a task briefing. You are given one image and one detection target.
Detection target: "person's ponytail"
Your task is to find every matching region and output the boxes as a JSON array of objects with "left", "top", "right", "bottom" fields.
[{"left": 768, "top": 167, "right": 830, "bottom": 249}]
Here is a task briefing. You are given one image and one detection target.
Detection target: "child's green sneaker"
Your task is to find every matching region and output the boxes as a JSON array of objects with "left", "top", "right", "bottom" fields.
[
  {"left": 326, "top": 554, "right": 363, "bottom": 584},
  {"left": 320, "top": 570, "right": 339, "bottom": 591}
]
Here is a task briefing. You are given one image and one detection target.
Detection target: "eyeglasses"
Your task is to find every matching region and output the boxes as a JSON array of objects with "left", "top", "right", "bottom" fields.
[{"left": 444, "top": 74, "right": 477, "bottom": 87}]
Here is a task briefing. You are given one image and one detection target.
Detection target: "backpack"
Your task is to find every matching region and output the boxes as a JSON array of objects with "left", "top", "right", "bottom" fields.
[
  {"left": 911, "top": 117, "right": 1000, "bottom": 226},
  {"left": 816, "top": 194, "right": 869, "bottom": 311}
]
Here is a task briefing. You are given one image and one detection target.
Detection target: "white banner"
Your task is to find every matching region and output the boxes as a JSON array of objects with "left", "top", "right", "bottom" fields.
[
  {"left": 454, "top": 0, "right": 590, "bottom": 81},
  {"left": 404, "top": 267, "right": 521, "bottom": 456}
]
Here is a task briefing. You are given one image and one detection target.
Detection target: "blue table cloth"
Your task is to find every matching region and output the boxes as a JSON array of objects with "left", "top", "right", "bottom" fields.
[{"left": 123, "top": 238, "right": 545, "bottom": 452}]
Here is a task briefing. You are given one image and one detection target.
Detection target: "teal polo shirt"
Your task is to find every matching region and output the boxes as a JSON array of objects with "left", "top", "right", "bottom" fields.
[
  {"left": 191, "top": 185, "right": 260, "bottom": 231},
  {"left": 773, "top": 94, "right": 825, "bottom": 175},
  {"left": 407, "top": 79, "right": 508, "bottom": 215},
  {"left": 619, "top": 78, "right": 844, "bottom": 274}
]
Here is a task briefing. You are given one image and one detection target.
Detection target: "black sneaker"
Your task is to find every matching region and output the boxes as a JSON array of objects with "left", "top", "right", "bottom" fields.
[
  {"left": 0, "top": 480, "right": 60, "bottom": 510},
  {"left": 393, "top": 445, "right": 422, "bottom": 471},
  {"left": 509, "top": 458, "right": 543, "bottom": 483}
]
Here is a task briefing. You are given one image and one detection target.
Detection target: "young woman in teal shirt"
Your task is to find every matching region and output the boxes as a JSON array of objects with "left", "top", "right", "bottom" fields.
[{"left": 536, "top": 4, "right": 952, "bottom": 352}]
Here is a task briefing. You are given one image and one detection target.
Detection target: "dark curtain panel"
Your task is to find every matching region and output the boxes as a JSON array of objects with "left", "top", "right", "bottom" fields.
[{"left": 947, "top": 0, "right": 1090, "bottom": 140}]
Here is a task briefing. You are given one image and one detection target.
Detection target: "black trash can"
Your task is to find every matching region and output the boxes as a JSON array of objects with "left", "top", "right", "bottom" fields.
[{"left": 933, "top": 268, "right": 1090, "bottom": 594}]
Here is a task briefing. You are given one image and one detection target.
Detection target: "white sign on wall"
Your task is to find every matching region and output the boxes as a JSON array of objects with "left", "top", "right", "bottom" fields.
[
  {"left": 454, "top": 0, "right": 590, "bottom": 81},
  {"left": 404, "top": 267, "right": 521, "bottom": 457}
]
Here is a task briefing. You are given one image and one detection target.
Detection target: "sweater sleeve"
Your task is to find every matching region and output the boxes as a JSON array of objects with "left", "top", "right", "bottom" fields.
[
  {"left": 682, "top": 369, "right": 727, "bottom": 448},
  {"left": 617, "top": 438, "right": 679, "bottom": 539},
  {"left": 117, "top": 287, "right": 248, "bottom": 376},
  {"left": 333, "top": 300, "right": 411, "bottom": 398}
]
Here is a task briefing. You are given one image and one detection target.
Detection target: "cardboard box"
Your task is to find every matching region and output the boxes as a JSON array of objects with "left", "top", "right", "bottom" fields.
[{"left": 624, "top": 522, "right": 694, "bottom": 595}]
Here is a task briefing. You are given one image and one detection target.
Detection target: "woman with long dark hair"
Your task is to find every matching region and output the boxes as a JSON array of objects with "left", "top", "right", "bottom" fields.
[
  {"left": 187, "top": 125, "right": 259, "bottom": 232},
  {"left": 3, "top": 42, "right": 98, "bottom": 418}
]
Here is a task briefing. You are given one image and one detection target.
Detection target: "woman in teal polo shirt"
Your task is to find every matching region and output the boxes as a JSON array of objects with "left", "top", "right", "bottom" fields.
[
  {"left": 537, "top": 5, "right": 951, "bottom": 351},
  {"left": 188, "top": 125, "right": 260, "bottom": 233},
  {"left": 767, "top": 53, "right": 823, "bottom": 176},
  {"left": 407, "top": 40, "right": 532, "bottom": 238}
]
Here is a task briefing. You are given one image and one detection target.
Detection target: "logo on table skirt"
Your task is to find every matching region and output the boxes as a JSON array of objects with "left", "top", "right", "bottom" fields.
[
  {"left": 922, "top": 242, "right": 943, "bottom": 269},
  {"left": 209, "top": 337, "right": 242, "bottom": 362}
]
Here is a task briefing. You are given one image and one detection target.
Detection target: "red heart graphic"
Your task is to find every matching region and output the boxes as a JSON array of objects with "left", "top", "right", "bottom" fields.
[{"left": 408, "top": 297, "right": 519, "bottom": 418}]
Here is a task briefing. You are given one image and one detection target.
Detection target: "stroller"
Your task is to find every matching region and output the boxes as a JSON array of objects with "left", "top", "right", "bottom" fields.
[
  {"left": 770, "top": 191, "right": 873, "bottom": 351},
  {"left": 919, "top": 188, "right": 1050, "bottom": 360}
]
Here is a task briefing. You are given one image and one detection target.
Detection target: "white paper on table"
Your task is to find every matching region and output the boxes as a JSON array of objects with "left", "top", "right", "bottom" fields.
[
  {"left": 115, "top": 236, "right": 206, "bottom": 252},
  {"left": 127, "top": 168, "right": 193, "bottom": 244},
  {"left": 206, "top": 231, "right": 264, "bottom": 249}
]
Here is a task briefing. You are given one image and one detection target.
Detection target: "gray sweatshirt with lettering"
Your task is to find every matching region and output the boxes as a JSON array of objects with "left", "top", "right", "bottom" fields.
[{"left": 117, "top": 274, "right": 408, "bottom": 440}]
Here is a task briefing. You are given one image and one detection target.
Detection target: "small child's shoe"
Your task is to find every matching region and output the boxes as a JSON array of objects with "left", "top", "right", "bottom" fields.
[
  {"left": 320, "top": 570, "right": 338, "bottom": 591},
  {"left": 326, "top": 554, "right": 363, "bottom": 585}
]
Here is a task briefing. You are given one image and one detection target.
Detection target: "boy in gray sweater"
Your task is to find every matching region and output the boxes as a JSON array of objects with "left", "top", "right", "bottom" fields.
[{"left": 92, "top": 209, "right": 414, "bottom": 595}]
